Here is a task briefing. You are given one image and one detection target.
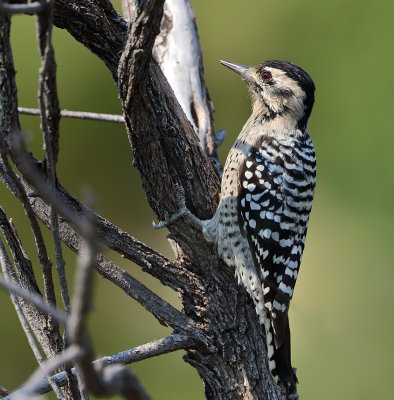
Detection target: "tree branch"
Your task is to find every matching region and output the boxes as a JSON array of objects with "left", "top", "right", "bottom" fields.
[
  {"left": 18, "top": 107, "right": 125, "bottom": 123},
  {"left": 118, "top": 0, "right": 164, "bottom": 108},
  {"left": 14, "top": 345, "right": 82, "bottom": 400},
  {"left": 0, "top": 238, "right": 65, "bottom": 399},
  {"left": 37, "top": 0, "right": 71, "bottom": 314},
  {"left": 0, "top": 275, "right": 67, "bottom": 324},
  {"left": 66, "top": 216, "right": 107, "bottom": 396},
  {"left": 3, "top": 334, "right": 194, "bottom": 399}
]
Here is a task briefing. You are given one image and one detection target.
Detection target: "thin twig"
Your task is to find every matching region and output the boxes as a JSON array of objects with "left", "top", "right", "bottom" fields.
[
  {"left": 0, "top": 0, "right": 45, "bottom": 15},
  {"left": 67, "top": 222, "right": 97, "bottom": 347},
  {"left": 67, "top": 216, "right": 104, "bottom": 393},
  {"left": 3, "top": 334, "right": 195, "bottom": 398},
  {"left": 18, "top": 107, "right": 125, "bottom": 123},
  {"left": 36, "top": 0, "right": 71, "bottom": 315},
  {"left": 97, "top": 334, "right": 195, "bottom": 365},
  {"left": 0, "top": 240, "right": 65, "bottom": 399},
  {"left": 15, "top": 345, "right": 82, "bottom": 400},
  {"left": 0, "top": 275, "right": 67, "bottom": 324}
]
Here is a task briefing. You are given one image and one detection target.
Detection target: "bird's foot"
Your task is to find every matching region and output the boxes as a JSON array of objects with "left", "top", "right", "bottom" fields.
[{"left": 153, "top": 183, "right": 203, "bottom": 230}]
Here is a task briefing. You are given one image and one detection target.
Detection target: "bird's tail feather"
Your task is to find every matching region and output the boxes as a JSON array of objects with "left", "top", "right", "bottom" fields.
[
  {"left": 269, "top": 314, "right": 298, "bottom": 393},
  {"left": 264, "top": 312, "right": 298, "bottom": 394}
]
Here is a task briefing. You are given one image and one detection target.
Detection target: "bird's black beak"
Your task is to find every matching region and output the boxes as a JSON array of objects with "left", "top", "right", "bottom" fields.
[{"left": 220, "top": 60, "right": 253, "bottom": 82}]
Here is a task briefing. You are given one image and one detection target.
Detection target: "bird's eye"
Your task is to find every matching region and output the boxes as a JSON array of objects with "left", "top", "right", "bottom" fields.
[{"left": 262, "top": 71, "right": 272, "bottom": 80}]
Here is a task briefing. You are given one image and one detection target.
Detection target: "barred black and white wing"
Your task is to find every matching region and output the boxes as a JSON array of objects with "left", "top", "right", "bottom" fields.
[{"left": 238, "top": 135, "right": 316, "bottom": 386}]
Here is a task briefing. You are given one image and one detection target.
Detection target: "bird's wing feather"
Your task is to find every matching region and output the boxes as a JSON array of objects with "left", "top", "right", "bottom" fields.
[{"left": 237, "top": 140, "right": 303, "bottom": 348}]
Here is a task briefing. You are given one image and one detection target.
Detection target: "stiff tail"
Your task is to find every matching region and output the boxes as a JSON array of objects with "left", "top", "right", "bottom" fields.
[{"left": 263, "top": 311, "right": 298, "bottom": 394}]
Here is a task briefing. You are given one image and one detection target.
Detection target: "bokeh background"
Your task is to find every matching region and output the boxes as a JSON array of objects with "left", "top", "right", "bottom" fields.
[{"left": 0, "top": 0, "right": 393, "bottom": 399}]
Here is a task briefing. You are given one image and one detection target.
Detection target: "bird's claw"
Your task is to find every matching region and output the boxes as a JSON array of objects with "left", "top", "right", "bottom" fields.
[
  {"left": 152, "top": 183, "right": 203, "bottom": 230},
  {"left": 152, "top": 183, "right": 188, "bottom": 229}
]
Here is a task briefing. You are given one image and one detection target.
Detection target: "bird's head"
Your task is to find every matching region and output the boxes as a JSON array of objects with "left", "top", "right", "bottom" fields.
[{"left": 220, "top": 59, "right": 315, "bottom": 130}]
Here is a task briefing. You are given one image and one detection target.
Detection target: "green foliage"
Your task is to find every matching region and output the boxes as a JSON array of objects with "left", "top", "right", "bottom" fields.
[{"left": 0, "top": 0, "right": 392, "bottom": 399}]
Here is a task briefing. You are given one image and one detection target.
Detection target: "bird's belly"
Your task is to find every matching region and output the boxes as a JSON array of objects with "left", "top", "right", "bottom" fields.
[{"left": 215, "top": 137, "right": 257, "bottom": 263}]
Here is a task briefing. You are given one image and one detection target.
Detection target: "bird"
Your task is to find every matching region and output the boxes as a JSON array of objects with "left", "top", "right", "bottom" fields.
[
  {"left": 206, "top": 59, "right": 315, "bottom": 393},
  {"left": 155, "top": 59, "right": 316, "bottom": 395}
]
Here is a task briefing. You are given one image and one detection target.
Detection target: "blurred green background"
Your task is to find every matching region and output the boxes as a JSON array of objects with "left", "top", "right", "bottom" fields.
[{"left": 0, "top": 0, "right": 393, "bottom": 399}]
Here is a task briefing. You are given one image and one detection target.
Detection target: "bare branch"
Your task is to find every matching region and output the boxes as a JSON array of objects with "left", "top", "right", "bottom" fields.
[
  {"left": 1, "top": 0, "right": 212, "bottom": 351},
  {"left": 0, "top": 275, "right": 67, "bottom": 324},
  {"left": 36, "top": 0, "right": 71, "bottom": 314},
  {"left": 37, "top": 1, "right": 61, "bottom": 167},
  {"left": 98, "top": 334, "right": 195, "bottom": 364},
  {"left": 0, "top": 43, "right": 67, "bottom": 400},
  {"left": 15, "top": 345, "right": 82, "bottom": 400},
  {"left": 0, "top": 208, "right": 41, "bottom": 295},
  {"left": 67, "top": 218, "right": 105, "bottom": 394},
  {"left": 68, "top": 241, "right": 96, "bottom": 347},
  {"left": 18, "top": 107, "right": 125, "bottom": 123},
  {"left": 0, "top": 205, "right": 78, "bottom": 399},
  {"left": 118, "top": 0, "right": 164, "bottom": 108},
  {"left": 4, "top": 334, "right": 194, "bottom": 398},
  {"left": 31, "top": 192, "right": 209, "bottom": 345},
  {"left": 0, "top": 238, "right": 65, "bottom": 399}
]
